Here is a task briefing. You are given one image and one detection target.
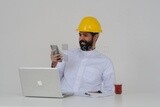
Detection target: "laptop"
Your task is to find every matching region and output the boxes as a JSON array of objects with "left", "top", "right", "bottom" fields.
[{"left": 19, "top": 67, "right": 73, "bottom": 98}]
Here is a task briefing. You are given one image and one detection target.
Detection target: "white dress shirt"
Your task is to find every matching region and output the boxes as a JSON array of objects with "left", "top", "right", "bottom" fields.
[{"left": 56, "top": 48, "right": 115, "bottom": 96}]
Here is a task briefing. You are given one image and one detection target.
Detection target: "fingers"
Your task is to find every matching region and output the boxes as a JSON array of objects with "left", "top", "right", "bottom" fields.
[{"left": 51, "top": 54, "right": 62, "bottom": 62}]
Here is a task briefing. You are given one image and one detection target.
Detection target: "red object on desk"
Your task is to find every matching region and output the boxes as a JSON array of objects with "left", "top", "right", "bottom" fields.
[{"left": 114, "top": 84, "right": 122, "bottom": 94}]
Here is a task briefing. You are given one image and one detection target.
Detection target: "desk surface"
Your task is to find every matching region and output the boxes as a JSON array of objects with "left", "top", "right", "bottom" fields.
[{"left": 0, "top": 92, "right": 160, "bottom": 107}]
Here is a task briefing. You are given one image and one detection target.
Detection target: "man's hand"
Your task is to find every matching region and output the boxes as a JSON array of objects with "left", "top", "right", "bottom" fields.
[{"left": 51, "top": 54, "right": 62, "bottom": 68}]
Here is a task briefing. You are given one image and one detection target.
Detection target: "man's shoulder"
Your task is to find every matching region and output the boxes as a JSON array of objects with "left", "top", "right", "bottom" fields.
[
  {"left": 94, "top": 50, "right": 112, "bottom": 62},
  {"left": 94, "top": 50, "right": 108, "bottom": 58}
]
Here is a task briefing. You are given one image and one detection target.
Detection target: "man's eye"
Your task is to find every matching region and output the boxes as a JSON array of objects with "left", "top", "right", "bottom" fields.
[{"left": 84, "top": 34, "right": 88, "bottom": 37}]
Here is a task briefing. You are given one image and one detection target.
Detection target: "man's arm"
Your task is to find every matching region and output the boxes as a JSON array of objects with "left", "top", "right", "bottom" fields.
[{"left": 102, "top": 59, "right": 116, "bottom": 96}]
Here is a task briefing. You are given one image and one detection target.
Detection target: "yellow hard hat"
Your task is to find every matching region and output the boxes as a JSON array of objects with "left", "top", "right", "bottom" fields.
[{"left": 77, "top": 16, "right": 102, "bottom": 33}]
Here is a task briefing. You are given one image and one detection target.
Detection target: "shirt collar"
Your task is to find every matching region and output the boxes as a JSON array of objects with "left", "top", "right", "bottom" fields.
[{"left": 79, "top": 48, "right": 96, "bottom": 57}]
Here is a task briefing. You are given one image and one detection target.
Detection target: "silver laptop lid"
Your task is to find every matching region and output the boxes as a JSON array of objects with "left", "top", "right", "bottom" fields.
[{"left": 19, "top": 67, "right": 63, "bottom": 98}]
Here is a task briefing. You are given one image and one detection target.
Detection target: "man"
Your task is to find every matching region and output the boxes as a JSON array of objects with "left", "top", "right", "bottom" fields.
[{"left": 51, "top": 16, "right": 115, "bottom": 96}]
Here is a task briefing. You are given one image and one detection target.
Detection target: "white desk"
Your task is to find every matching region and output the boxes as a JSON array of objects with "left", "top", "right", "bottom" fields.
[{"left": 0, "top": 92, "right": 160, "bottom": 107}]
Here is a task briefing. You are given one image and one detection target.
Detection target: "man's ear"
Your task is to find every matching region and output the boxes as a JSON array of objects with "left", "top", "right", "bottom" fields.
[{"left": 94, "top": 34, "right": 99, "bottom": 42}]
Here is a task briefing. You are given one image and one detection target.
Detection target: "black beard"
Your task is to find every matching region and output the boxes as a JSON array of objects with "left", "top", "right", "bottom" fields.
[{"left": 79, "top": 40, "right": 93, "bottom": 51}]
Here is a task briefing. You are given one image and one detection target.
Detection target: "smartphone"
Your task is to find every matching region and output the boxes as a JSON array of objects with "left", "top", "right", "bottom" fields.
[{"left": 50, "top": 45, "right": 60, "bottom": 55}]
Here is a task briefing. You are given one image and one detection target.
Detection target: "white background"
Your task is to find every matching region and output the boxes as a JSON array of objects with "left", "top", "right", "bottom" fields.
[{"left": 0, "top": 0, "right": 160, "bottom": 94}]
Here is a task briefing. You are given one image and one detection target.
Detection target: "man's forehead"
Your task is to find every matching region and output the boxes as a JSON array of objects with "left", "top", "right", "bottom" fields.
[{"left": 79, "top": 32, "right": 92, "bottom": 35}]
